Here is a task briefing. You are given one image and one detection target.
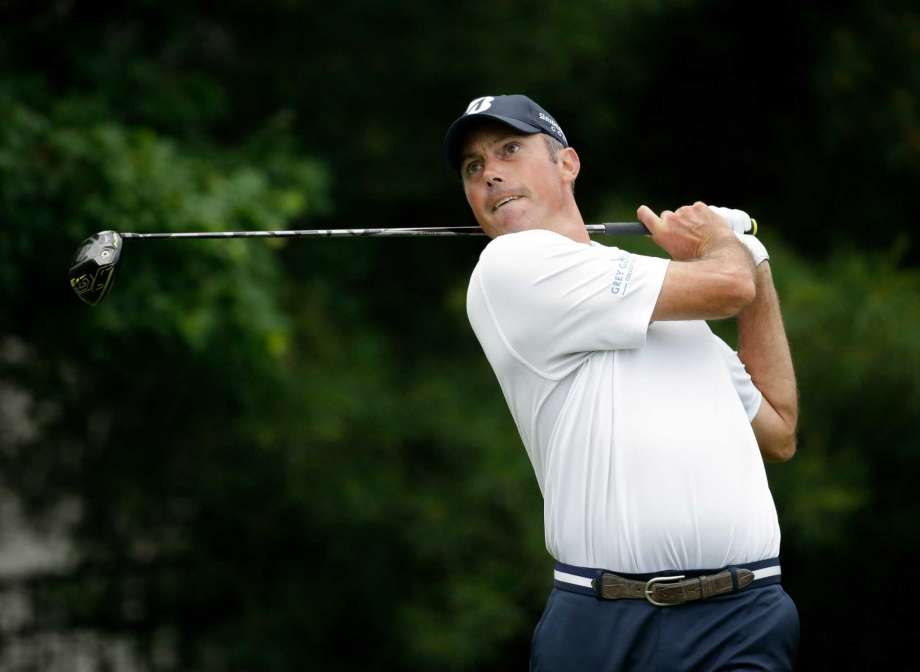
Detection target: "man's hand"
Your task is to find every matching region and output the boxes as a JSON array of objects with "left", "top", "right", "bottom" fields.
[
  {"left": 639, "top": 202, "right": 757, "bottom": 322},
  {"left": 638, "top": 202, "right": 735, "bottom": 261}
]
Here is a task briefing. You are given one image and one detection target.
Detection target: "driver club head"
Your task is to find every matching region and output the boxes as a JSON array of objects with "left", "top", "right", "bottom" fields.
[{"left": 69, "top": 230, "right": 123, "bottom": 305}]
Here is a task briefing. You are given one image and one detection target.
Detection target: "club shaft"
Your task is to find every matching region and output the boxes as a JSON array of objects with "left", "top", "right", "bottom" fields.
[{"left": 119, "top": 222, "right": 649, "bottom": 239}]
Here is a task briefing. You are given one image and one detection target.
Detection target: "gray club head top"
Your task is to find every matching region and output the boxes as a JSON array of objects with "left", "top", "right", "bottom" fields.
[{"left": 68, "top": 230, "right": 123, "bottom": 306}]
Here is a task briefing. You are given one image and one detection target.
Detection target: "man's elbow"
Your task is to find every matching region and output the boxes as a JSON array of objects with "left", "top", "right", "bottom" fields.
[
  {"left": 729, "top": 273, "right": 757, "bottom": 314},
  {"left": 762, "top": 433, "right": 797, "bottom": 463},
  {"left": 712, "top": 271, "right": 756, "bottom": 319}
]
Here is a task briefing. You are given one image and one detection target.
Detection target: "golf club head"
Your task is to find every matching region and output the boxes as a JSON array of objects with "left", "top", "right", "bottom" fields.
[{"left": 69, "top": 230, "right": 123, "bottom": 305}]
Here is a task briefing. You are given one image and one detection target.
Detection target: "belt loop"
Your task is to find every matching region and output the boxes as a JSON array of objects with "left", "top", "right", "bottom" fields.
[{"left": 729, "top": 567, "right": 739, "bottom": 592}]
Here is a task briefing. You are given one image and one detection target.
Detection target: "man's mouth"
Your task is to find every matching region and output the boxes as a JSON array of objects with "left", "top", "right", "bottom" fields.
[{"left": 492, "top": 196, "right": 522, "bottom": 212}]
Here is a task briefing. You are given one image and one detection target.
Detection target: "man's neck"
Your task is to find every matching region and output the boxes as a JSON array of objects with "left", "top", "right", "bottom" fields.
[
  {"left": 538, "top": 204, "right": 589, "bottom": 244},
  {"left": 489, "top": 203, "right": 589, "bottom": 244}
]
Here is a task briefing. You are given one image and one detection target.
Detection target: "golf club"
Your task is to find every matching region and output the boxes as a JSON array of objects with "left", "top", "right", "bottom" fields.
[{"left": 68, "top": 218, "right": 756, "bottom": 306}]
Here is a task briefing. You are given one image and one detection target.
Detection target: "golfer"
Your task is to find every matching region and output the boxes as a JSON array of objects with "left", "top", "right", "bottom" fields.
[{"left": 445, "top": 95, "right": 800, "bottom": 671}]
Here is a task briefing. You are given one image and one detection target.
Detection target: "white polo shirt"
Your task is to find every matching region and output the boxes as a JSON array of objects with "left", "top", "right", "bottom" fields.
[{"left": 466, "top": 229, "right": 781, "bottom": 573}]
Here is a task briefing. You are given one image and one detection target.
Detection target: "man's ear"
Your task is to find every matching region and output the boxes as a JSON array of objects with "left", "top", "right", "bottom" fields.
[{"left": 559, "top": 147, "right": 580, "bottom": 184}]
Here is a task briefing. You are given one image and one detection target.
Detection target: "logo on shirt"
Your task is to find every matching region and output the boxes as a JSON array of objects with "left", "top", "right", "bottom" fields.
[{"left": 610, "top": 254, "right": 635, "bottom": 296}]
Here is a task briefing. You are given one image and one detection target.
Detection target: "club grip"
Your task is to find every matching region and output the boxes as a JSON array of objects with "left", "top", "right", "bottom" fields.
[{"left": 603, "top": 222, "right": 650, "bottom": 236}]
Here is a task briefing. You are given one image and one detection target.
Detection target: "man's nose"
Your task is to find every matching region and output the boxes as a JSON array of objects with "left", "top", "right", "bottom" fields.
[{"left": 484, "top": 168, "right": 503, "bottom": 187}]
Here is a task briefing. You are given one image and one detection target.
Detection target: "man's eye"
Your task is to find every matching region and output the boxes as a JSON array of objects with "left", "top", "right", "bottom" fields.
[
  {"left": 504, "top": 142, "right": 521, "bottom": 154},
  {"left": 465, "top": 161, "right": 482, "bottom": 176}
]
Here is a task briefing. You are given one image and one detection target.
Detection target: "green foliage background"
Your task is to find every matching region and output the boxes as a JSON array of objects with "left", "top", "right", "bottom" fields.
[{"left": 0, "top": 1, "right": 917, "bottom": 669}]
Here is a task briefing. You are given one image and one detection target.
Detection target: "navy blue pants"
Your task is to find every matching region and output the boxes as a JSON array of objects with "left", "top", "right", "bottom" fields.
[{"left": 530, "top": 584, "right": 799, "bottom": 671}]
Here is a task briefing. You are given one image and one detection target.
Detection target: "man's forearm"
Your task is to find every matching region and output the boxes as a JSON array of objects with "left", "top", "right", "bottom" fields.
[
  {"left": 650, "top": 232, "right": 756, "bottom": 322},
  {"left": 737, "top": 262, "right": 798, "bottom": 459}
]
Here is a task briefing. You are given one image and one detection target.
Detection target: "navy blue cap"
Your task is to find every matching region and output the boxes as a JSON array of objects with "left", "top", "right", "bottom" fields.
[{"left": 444, "top": 94, "right": 569, "bottom": 172}]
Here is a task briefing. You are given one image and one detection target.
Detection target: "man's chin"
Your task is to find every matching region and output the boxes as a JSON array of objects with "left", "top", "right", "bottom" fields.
[{"left": 489, "top": 206, "right": 535, "bottom": 235}]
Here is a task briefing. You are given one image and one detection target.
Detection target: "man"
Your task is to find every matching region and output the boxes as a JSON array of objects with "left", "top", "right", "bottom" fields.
[{"left": 444, "top": 95, "right": 800, "bottom": 671}]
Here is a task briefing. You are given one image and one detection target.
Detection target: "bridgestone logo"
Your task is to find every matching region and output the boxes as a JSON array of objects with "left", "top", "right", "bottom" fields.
[
  {"left": 538, "top": 112, "right": 566, "bottom": 142},
  {"left": 465, "top": 96, "right": 495, "bottom": 114}
]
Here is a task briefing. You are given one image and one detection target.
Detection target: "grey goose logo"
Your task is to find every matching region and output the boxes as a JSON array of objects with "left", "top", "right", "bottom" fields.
[{"left": 610, "top": 254, "right": 635, "bottom": 296}]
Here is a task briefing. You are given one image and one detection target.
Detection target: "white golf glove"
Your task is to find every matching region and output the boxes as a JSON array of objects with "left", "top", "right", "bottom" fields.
[
  {"left": 707, "top": 205, "right": 755, "bottom": 235},
  {"left": 734, "top": 232, "right": 769, "bottom": 266},
  {"left": 708, "top": 205, "right": 769, "bottom": 266}
]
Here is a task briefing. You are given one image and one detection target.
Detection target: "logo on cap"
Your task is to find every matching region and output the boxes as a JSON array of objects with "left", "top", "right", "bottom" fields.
[
  {"left": 537, "top": 112, "right": 566, "bottom": 143},
  {"left": 465, "top": 96, "right": 495, "bottom": 115}
]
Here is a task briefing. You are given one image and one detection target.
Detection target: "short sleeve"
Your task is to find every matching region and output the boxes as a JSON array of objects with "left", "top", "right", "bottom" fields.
[
  {"left": 473, "top": 229, "right": 668, "bottom": 378},
  {"left": 712, "top": 335, "right": 763, "bottom": 421}
]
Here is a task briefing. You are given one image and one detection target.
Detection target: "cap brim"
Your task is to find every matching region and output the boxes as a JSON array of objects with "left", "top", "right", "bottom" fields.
[{"left": 444, "top": 113, "right": 543, "bottom": 172}]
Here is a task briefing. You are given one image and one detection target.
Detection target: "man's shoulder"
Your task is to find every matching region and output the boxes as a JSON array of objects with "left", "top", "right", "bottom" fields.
[
  {"left": 471, "top": 230, "right": 555, "bottom": 290},
  {"left": 487, "top": 227, "right": 571, "bottom": 249},
  {"left": 477, "top": 228, "right": 578, "bottom": 269}
]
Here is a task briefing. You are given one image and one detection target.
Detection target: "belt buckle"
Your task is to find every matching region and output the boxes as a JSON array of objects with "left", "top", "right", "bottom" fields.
[{"left": 644, "top": 574, "right": 686, "bottom": 606}]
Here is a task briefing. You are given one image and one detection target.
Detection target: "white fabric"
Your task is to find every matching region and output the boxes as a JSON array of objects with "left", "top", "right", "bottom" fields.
[
  {"left": 553, "top": 570, "right": 594, "bottom": 588},
  {"left": 467, "top": 229, "right": 781, "bottom": 573},
  {"left": 708, "top": 205, "right": 754, "bottom": 234},
  {"left": 714, "top": 336, "right": 764, "bottom": 421},
  {"left": 734, "top": 232, "right": 770, "bottom": 266},
  {"left": 753, "top": 565, "right": 782, "bottom": 580}
]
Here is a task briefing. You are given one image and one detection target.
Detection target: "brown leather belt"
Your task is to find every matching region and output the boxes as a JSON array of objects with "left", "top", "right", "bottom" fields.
[
  {"left": 595, "top": 568, "right": 755, "bottom": 606},
  {"left": 554, "top": 558, "right": 782, "bottom": 606}
]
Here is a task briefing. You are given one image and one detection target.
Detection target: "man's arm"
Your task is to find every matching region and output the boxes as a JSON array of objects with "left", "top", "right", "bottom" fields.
[
  {"left": 738, "top": 262, "right": 798, "bottom": 462},
  {"left": 637, "top": 202, "right": 756, "bottom": 322}
]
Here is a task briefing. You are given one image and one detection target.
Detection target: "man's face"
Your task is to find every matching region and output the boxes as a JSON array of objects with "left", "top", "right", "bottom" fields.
[{"left": 460, "top": 123, "right": 571, "bottom": 238}]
